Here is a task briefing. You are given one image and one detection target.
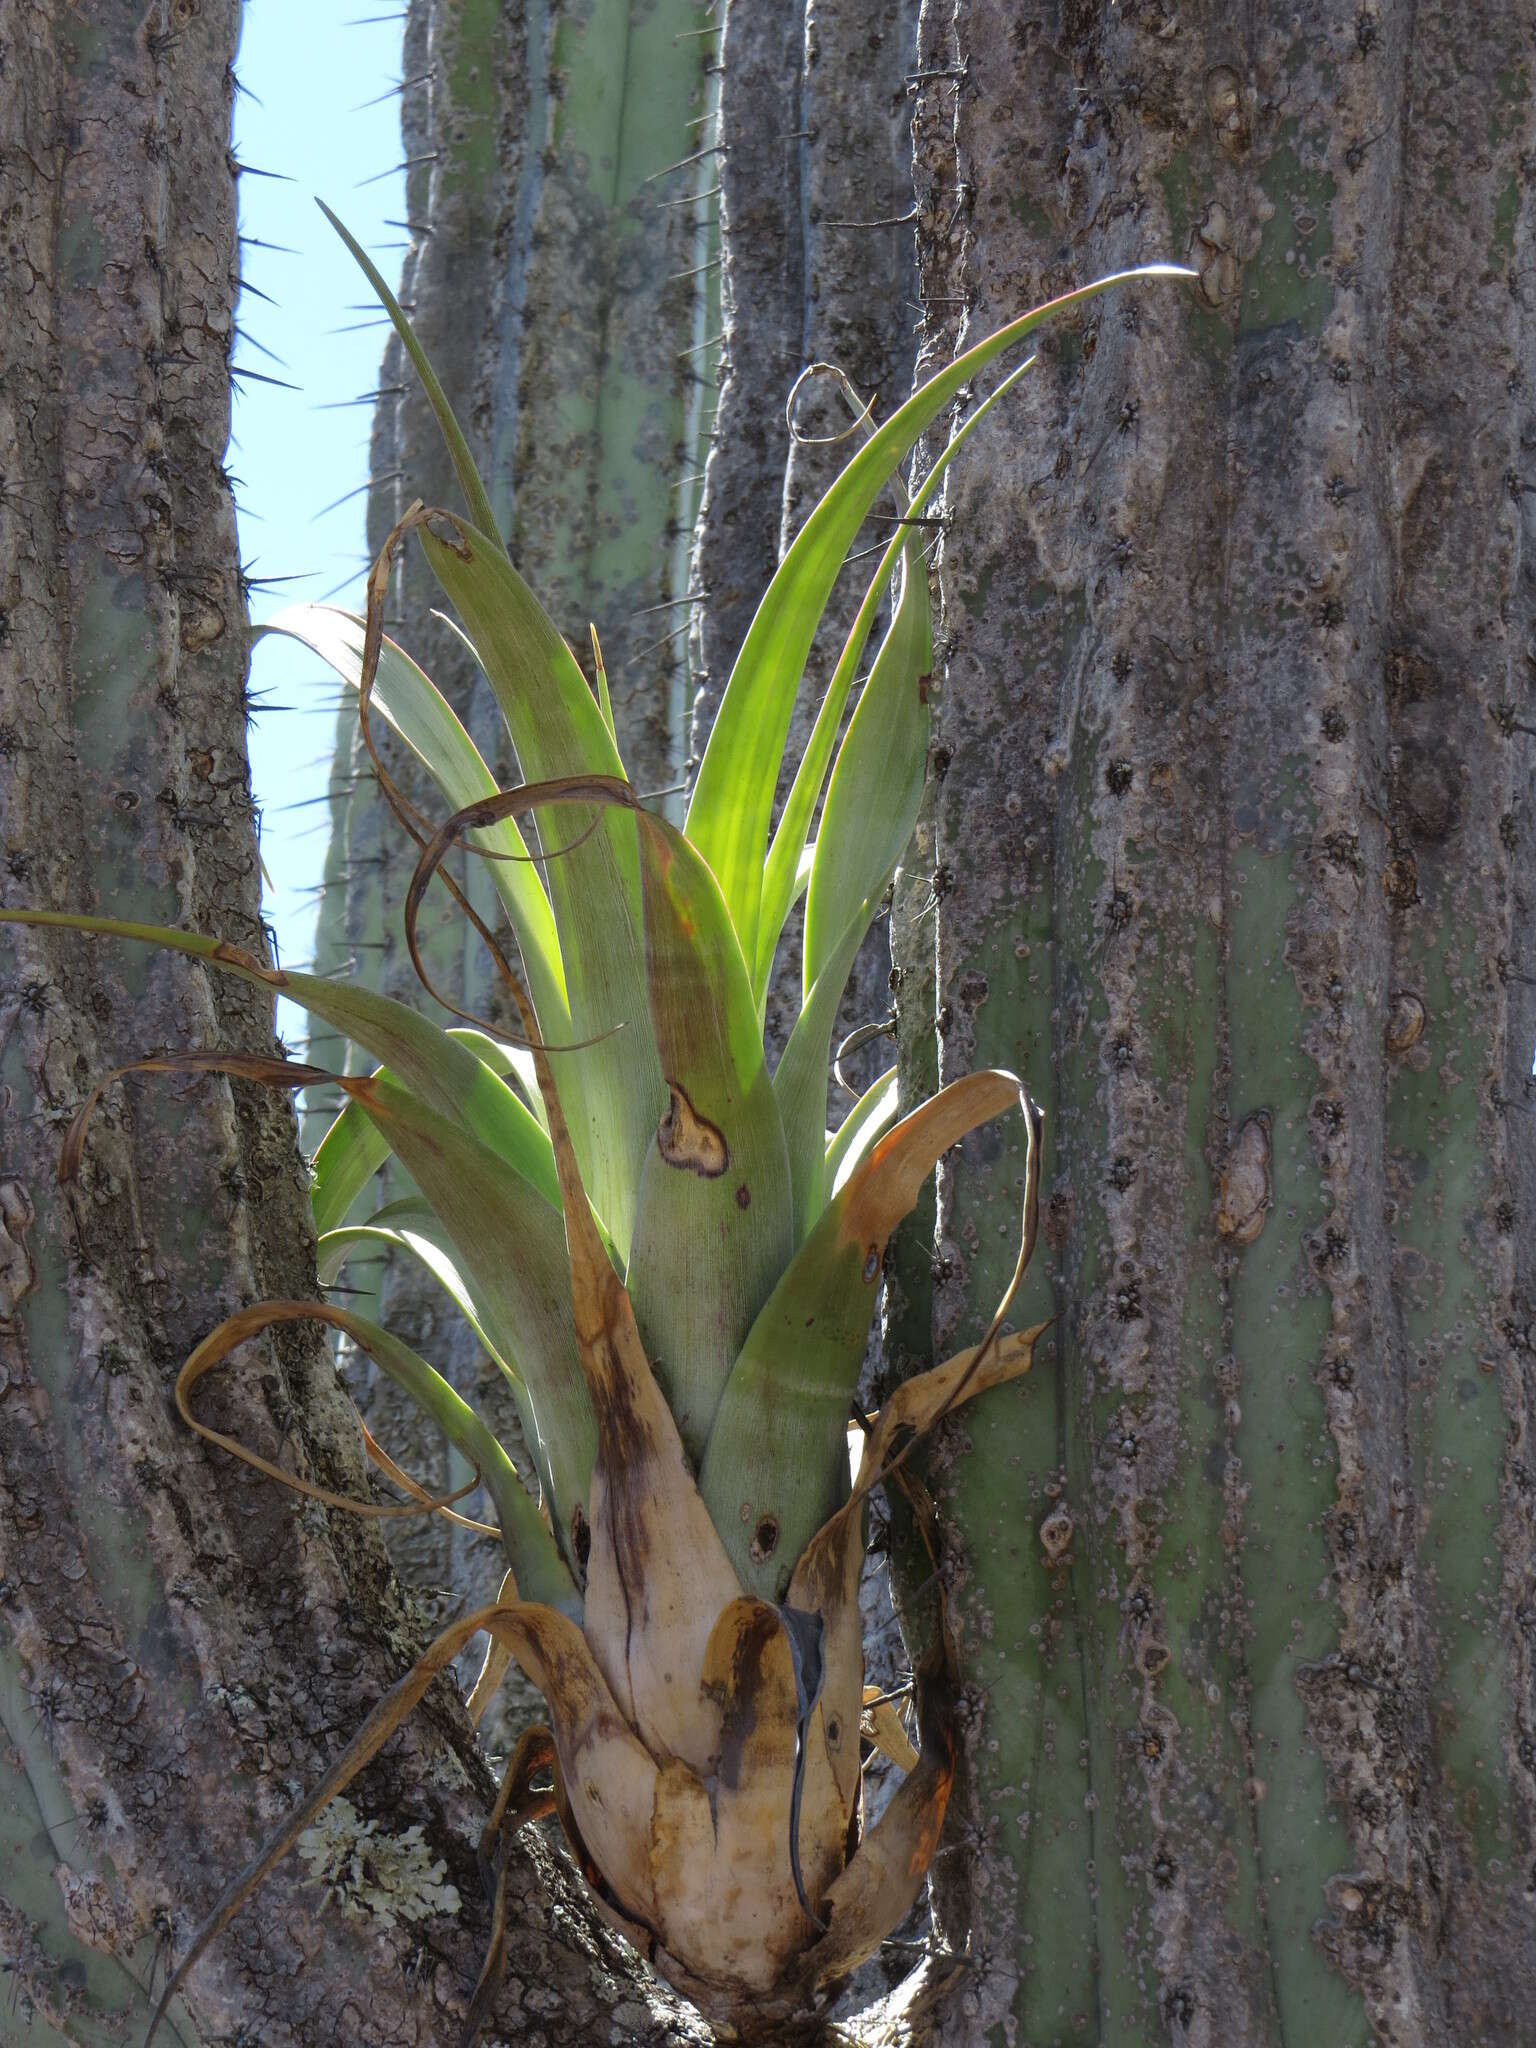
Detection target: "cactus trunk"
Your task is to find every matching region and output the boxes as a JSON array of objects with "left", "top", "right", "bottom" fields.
[
  {"left": 889, "top": 1, "right": 1536, "bottom": 2040},
  {"left": 0, "top": 6, "right": 593, "bottom": 2040}
]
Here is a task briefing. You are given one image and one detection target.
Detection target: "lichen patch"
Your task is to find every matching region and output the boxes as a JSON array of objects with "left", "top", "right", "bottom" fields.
[{"left": 297, "top": 1797, "right": 461, "bottom": 1929}]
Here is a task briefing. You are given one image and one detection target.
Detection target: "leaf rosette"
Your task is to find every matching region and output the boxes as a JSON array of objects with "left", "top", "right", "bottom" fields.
[{"left": 0, "top": 234, "right": 1187, "bottom": 2040}]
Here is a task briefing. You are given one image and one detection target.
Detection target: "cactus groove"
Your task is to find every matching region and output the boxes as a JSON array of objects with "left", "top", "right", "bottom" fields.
[{"left": 892, "top": 0, "right": 1536, "bottom": 2041}]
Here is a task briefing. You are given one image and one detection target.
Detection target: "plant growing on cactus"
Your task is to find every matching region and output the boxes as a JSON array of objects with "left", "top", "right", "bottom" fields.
[{"left": 1, "top": 227, "right": 1184, "bottom": 2039}]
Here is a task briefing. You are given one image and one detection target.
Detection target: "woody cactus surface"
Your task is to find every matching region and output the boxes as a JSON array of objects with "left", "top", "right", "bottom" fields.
[{"left": 2, "top": 249, "right": 1183, "bottom": 2034}]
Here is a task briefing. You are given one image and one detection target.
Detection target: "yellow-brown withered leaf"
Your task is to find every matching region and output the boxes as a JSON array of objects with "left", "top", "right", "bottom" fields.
[
  {"left": 642, "top": 1599, "right": 844, "bottom": 1991},
  {"left": 801, "top": 1659, "right": 957, "bottom": 1990}
]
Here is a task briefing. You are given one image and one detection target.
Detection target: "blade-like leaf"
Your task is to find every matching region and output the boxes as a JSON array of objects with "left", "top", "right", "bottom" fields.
[
  {"left": 624, "top": 809, "right": 794, "bottom": 1464},
  {"left": 349, "top": 1071, "right": 597, "bottom": 1561},
  {"left": 177, "top": 1300, "right": 577, "bottom": 1617},
  {"left": 261, "top": 603, "right": 566, "bottom": 1029},
  {"left": 824, "top": 1066, "right": 898, "bottom": 1197},
  {"left": 320, "top": 200, "right": 503, "bottom": 546},
  {"left": 690, "top": 268, "right": 1190, "bottom": 972},
  {"left": 310, "top": 1026, "right": 556, "bottom": 1237},
  {"left": 445, "top": 827, "right": 748, "bottom": 1778},
  {"left": 772, "top": 888, "right": 881, "bottom": 1240},
  {"left": 798, "top": 1656, "right": 958, "bottom": 1992},
  {"left": 771, "top": 537, "right": 931, "bottom": 1237},
  {"left": 699, "top": 1070, "right": 1023, "bottom": 1599},
  {"left": 318, "top": 1201, "right": 520, "bottom": 1388},
  {"left": 801, "top": 543, "right": 930, "bottom": 1001},
  {"left": 401, "top": 771, "right": 795, "bottom": 1464},
  {"left": 451, "top": 1027, "right": 545, "bottom": 1126},
  {"left": 755, "top": 350, "right": 1041, "bottom": 1004},
  {"left": 417, "top": 514, "right": 662, "bottom": 1258},
  {"left": 0, "top": 912, "right": 555, "bottom": 1197}
]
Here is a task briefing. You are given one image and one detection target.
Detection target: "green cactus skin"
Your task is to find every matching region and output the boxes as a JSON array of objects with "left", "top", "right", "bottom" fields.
[{"left": 885, "top": 1, "right": 1536, "bottom": 2041}]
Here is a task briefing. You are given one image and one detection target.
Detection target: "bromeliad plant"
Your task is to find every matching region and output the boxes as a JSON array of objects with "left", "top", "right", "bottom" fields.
[{"left": 3, "top": 233, "right": 1184, "bottom": 2039}]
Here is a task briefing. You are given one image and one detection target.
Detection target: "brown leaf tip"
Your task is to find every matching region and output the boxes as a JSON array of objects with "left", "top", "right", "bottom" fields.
[
  {"left": 657, "top": 1082, "right": 729, "bottom": 1178},
  {"left": 212, "top": 939, "right": 283, "bottom": 985}
]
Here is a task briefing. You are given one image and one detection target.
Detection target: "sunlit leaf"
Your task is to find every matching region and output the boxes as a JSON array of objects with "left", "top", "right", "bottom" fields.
[
  {"left": 753, "top": 349, "right": 1039, "bottom": 1006},
  {"left": 416, "top": 514, "right": 662, "bottom": 1258},
  {"left": 690, "top": 268, "right": 1189, "bottom": 974},
  {"left": 321, "top": 199, "right": 503, "bottom": 546},
  {"left": 699, "top": 1071, "right": 1024, "bottom": 1598},
  {"left": 824, "top": 1067, "right": 898, "bottom": 1197},
  {"left": 311, "top": 1027, "right": 556, "bottom": 1237},
  {"left": 261, "top": 602, "right": 566, "bottom": 1028},
  {"left": 624, "top": 810, "right": 794, "bottom": 1462}
]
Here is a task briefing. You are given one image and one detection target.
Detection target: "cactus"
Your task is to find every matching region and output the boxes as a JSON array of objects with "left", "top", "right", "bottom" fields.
[{"left": 884, "top": 2, "right": 1536, "bottom": 2041}]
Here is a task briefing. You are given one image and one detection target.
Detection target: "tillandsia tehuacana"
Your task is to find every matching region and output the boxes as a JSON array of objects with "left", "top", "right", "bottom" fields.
[{"left": 0, "top": 220, "right": 1187, "bottom": 2041}]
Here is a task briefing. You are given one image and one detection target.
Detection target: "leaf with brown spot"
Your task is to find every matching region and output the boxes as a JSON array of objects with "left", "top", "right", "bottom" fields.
[
  {"left": 786, "top": 1317, "right": 1047, "bottom": 1839},
  {"left": 623, "top": 800, "right": 794, "bottom": 1465},
  {"left": 798, "top": 1657, "right": 958, "bottom": 1992},
  {"left": 404, "top": 785, "right": 752, "bottom": 1777},
  {"left": 645, "top": 1598, "right": 845, "bottom": 1992}
]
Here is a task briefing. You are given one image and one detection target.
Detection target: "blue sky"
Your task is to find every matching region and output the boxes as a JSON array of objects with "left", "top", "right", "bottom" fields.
[{"left": 232, "top": 4, "right": 406, "bottom": 1033}]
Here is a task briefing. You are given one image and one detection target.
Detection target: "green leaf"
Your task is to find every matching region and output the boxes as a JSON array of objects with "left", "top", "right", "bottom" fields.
[
  {"left": 699, "top": 1071, "right": 1022, "bottom": 1599},
  {"left": 310, "top": 1096, "right": 382, "bottom": 1238},
  {"left": 318, "top": 1200, "right": 521, "bottom": 1389},
  {"left": 310, "top": 1027, "right": 554, "bottom": 1238},
  {"left": 350, "top": 1071, "right": 598, "bottom": 1565},
  {"left": 320, "top": 200, "right": 504, "bottom": 547},
  {"left": 0, "top": 912, "right": 545, "bottom": 1180},
  {"left": 801, "top": 541, "right": 930, "bottom": 999},
  {"left": 417, "top": 516, "right": 663, "bottom": 1259},
  {"left": 261, "top": 603, "right": 566, "bottom": 1030},
  {"left": 824, "top": 1067, "right": 898, "bottom": 1197},
  {"left": 448, "top": 1027, "right": 545, "bottom": 1127},
  {"left": 770, "top": 535, "right": 933, "bottom": 1237},
  {"left": 771, "top": 888, "right": 880, "bottom": 1240},
  {"left": 623, "top": 809, "right": 794, "bottom": 1465},
  {"left": 754, "top": 348, "right": 1041, "bottom": 1003},
  {"left": 327, "top": 1309, "right": 575, "bottom": 1615},
  {"left": 691, "top": 269, "right": 1188, "bottom": 974}
]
